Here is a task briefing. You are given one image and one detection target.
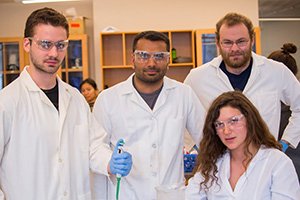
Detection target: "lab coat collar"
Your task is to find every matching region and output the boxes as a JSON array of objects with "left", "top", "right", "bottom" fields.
[
  {"left": 20, "top": 66, "right": 74, "bottom": 149},
  {"left": 210, "top": 52, "right": 265, "bottom": 92},
  {"left": 220, "top": 146, "right": 269, "bottom": 194},
  {"left": 20, "top": 66, "right": 69, "bottom": 93},
  {"left": 222, "top": 146, "right": 269, "bottom": 164},
  {"left": 119, "top": 73, "right": 178, "bottom": 95},
  {"left": 21, "top": 66, "right": 43, "bottom": 92},
  {"left": 20, "top": 66, "right": 72, "bottom": 110},
  {"left": 210, "top": 55, "right": 223, "bottom": 68},
  {"left": 118, "top": 74, "right": 178, "bottom": 112}
]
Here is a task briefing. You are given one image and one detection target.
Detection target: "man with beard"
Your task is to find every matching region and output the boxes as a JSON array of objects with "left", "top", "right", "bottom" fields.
[
  {"left": 0, "top": 7, "right": 132, "bottom": 199},
  {"left": 93, "top": 30, "right": 205, "bottom": 199},
  {"left": 184, "top": 12, "right": 300, "bottom": 152}
]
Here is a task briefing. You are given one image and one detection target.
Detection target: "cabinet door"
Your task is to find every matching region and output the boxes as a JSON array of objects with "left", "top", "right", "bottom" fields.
[
  {"left": 167, "top": 30, "right": 195, "bottom": 82},
  {"left": 0, "top": 38, "right": 24, "bottom": 89},
  {"left": 100, "top": 32, "right": 137, "bottom": 89},
  {"left": 195, "top": 27, "right": 261, "bottom": 66},
  {"left": 101, "top": 33, "right": 123, "bottom": 67},
  {"left": 60, "top": 34, "right": 88, "bottom": 90}
]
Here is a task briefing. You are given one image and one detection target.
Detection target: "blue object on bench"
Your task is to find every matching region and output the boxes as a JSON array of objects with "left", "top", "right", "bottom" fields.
[{"left": 184, "top": 154, "right": 197, "bottom": 173}]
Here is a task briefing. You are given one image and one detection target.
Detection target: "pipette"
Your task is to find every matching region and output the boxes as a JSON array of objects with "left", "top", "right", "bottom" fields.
[{"left": 116, "top": 140, "right": 125, "bottom": 200}]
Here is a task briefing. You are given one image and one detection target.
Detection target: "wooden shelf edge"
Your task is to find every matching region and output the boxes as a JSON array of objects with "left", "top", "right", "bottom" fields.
[{"left": 102, "top": 65, "right": 133, "bottom": 69}]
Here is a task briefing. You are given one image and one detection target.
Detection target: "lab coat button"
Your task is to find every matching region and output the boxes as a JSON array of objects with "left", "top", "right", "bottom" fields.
[
  {"left": 58, "top": 158, "right": 62, "bottom": 163},
  {"left": 152, "top": 144, "right": 157, "bottom": 148},
  {"left": 64, "top": 191, "right": 68, "bottom": 196},
  {"left": 152, "top": 172, "right": 157, "bottom": 176}
]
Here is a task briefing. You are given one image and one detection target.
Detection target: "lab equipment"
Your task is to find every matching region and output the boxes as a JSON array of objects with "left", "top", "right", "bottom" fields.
[
  {"left": 184, "top": 154, "right": 197, "bottom": 173},
  {"left": 116, "top": 139, "right": 125, "bottom": 200}
]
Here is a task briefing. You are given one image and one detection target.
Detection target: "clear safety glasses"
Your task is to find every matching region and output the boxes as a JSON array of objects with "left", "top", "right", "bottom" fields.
[
  {"left": 28, "top": 37, "right": 69, "bottom": 52},
  {"left": 220, "top": 39, "right": 249, "bottom": 48},
  {"left": 214, "top": 114, "right": 245, "bottom": 131},
  {"left": 134, "top": 50, "right": 170, "bottom": 64}
]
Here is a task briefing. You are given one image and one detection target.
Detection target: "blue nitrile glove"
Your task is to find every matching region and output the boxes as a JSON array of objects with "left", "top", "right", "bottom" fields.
[
  {"left": 109, "top": 139, "right": 132, "bottom": 177},
  {"left": 280, "top": 140, "right": 289, "bottom": 152}
]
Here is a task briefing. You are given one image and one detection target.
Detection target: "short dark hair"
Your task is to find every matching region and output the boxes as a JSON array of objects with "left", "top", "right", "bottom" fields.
[
  {"left": 132, "top": 30, "right": 170, "bottom": 52},
  {"left": 215, "top": 12, "right": 254, "bottom": 42},
  {"left": 268, "top": 43, "right": 298, "bottom": 75},
  {"left": 80, "top": 78, "right": 98, "bottom": 91},
  {"left": 24, "top": 7, "right": 69, "bottom": 38}
]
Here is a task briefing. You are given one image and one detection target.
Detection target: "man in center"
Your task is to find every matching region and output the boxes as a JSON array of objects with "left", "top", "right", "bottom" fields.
[{"left": 93, "top": 30, "right": 205, "bottom": 199}]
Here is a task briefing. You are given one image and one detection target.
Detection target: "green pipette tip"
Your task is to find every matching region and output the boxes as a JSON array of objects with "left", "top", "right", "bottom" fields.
[
  {"left": 116, "top": 177, "right": 121, "bottom": 200},
  {"left": 116, "top": 139, "right": 124, "bottom": 200},
  {"left": 119, "top": 139, "right": 125, "bottom": 146}
]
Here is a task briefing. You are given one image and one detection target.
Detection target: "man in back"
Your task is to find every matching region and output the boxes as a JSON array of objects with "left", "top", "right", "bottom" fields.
[{"left": 184, "top": 12, "right": 300, "bottom": 150}]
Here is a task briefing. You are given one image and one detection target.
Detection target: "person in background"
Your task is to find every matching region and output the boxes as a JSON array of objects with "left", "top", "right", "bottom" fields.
[
  {"left": 0, "top": 7, "right": 132, "bottom": 199},
  {"left": 268, "top": 43, "right": 300, "bottom": 181},
  {"left": 93, "top": 30, "right": 205, "bottom": 199},
  {"left": 79, "top": 78, "right": 105, "bottom": 199},
  {"left": 186, "top": 91, "right": 300, "bottom": 199},
  {"left": 184, "top": 12, "right": 300, "bottom": 152},
  {"left": 80, "top": 78, "right": 99, "bottom": 111}
]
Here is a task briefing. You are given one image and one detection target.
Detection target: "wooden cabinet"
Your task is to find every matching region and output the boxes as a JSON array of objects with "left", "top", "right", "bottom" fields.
[
  {"left": 195, "top": 27, "right": 261, "bottom": 66},
  {"left": 100, "top": 30, "right": 195, "bottom": 89},
  {"left": 0, "top": 37, "right": 25, "bottom": 89},
  {"left": 59, "top": 34, "right": 89, "bottom": 90},
  {"left": 100, "top": 32, "right": 134, "bottom": 89}
]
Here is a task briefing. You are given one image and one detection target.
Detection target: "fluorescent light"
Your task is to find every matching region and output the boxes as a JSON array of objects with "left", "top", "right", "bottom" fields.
[
  {"left": 259, "top": 18, "right": 300, "bottom": 21},
  {"left": 22, "top": 0, "right": 80, "bottom": 4}
]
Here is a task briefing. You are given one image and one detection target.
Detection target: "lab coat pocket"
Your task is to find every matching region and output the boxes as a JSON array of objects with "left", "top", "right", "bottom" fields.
[{"left": 75, "top": 124, "right": 89, "bottom": 152}]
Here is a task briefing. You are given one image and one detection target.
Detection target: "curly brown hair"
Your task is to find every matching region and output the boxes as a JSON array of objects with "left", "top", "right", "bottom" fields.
[{"left": 194, "top": 91, "right": 281, "bottom": 190}]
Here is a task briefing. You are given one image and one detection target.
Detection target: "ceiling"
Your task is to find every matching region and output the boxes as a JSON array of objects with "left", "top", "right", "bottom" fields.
[{"left": 1, "top": 0, "right": 300, "bottom": 19}]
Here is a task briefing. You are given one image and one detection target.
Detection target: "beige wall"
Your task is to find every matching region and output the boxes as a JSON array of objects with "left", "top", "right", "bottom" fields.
[
  {"left": 0, "top": 0, "right": 259, "bottom": 88},
  {"left": 92, "top": 0, "right": 259, "bottom": 88},
  {"left": 260, "top": 20, "right": 300, "bottom": 79}
]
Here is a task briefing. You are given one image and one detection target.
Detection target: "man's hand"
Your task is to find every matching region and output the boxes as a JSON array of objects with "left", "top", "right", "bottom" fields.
[{"left": 108, "top": 139, "right": 132, "bottom": 177}]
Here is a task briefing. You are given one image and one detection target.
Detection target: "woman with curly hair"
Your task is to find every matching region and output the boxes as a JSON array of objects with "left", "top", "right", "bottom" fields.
[{"left": 185, "top": 91, "right": 300, "bottom": 199}]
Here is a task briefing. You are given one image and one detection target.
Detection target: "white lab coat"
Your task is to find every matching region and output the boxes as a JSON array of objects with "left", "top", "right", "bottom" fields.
[
  {"left": 186, "top": 147, "right": 300, "bottom": 200},
  {"left": 184, "top": 52, "right": 300, "bottom": 148},
  {"left": 90, "top": 172, "right": 108, "bottom": 200},
  {"left": 0, "top": 67, "right": 109, "bottom": 200},
  {"left": 93, "top": 75, "right": 205, "bottom": 200}
]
